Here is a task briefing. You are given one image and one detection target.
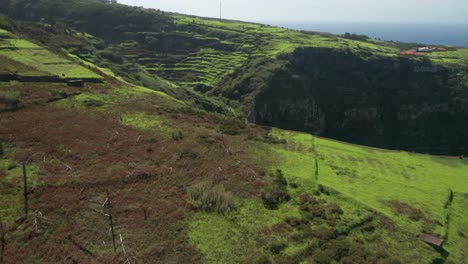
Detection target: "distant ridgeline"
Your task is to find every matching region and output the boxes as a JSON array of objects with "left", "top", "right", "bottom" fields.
[{"left": 1, "top": 0, "right": 467, "bottom": 155}]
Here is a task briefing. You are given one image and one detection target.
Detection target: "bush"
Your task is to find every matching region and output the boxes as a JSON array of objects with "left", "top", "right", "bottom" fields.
[
  {"left": 284, "top": 216, "right": 303, "bottom": 227},
  {"left": 0, "top": 141, "right": 3, "bottom": 156},
  {"left": 326, "top": 203, "right": 344, "bottom": 215},
  {"left": 314, "top": 250, "right": 334, "bottom": 264},
  {"left": 83, "top": 99, "right": 105, "bottom": 107},
  {"left": 172, "top": 130, "right": 183, "bottom": 141},
  {"left": 188, "top": 181, "right": 237, "bottom": 214},
  {"left": 0, "top": 15, "right": 14, "bottom": 31},
  {"left": 318, "top": 184, "right": 330, "bottom": 195},
  {"left": 99, "top": 49, "right": 124, "bottom": 64},
  {"left": 0, "top": 91, "right": 22, "bottom": 110},
  {"left": 314, "top": 227, "right": 336, "bottom": 241},
  {"left": 342, "top": 32, "right": 370, "bottom": 42},
  {"left": 261, "top": 170, "right": 290, "bottom": 209},
  {"left": 250, "top": 252, "right": 272, "bottom": 264},
  {"left": 219, "top": 124, "right": 241, "bottom": 135},
  {"left": 389, "top": 200, "right": 424, "bottom": 221},
  {"left": 268, "top": 240, "right": 287, "bottom": 254}
]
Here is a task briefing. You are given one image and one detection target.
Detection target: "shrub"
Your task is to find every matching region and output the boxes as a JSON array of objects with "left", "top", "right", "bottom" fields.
[
  {"left": 314, "top": 250, "right": 334, "bottom": 264},
  {"left": 324, "top": 239, "right": 353, "bottom": 261},
  {"left": 342, "top": 32, "right": 370, "bottom": 42},
  {"left": 219, "top": 124, "right": 241, "bottom": 135},
  {"left": 326, "top": 203, "right": 344, "bottom": 215},
  {"left": 176, "top": 149, "right": 198, "bottom": 160},
  {"left": 318, "top": 184, "right": 330, "bottom": 195},
  {"left": 249, "top": 252, "right": 272, "bottom": 264},
  {"left": 188, "top": 181, "right": 237, "bottom": 214},
  {"left": 0, "top": 141, "right": 3, "bottom": 156},
  {"left": 284, "top": 216, "right": 303, "bottom": 227},
  {"left": 257, "top": 134, "right": 287, "bottom": 144},
  {"left": 388, "top": 200, "right": 424, "bottom": 221},
  {"left": 0, "top": 91, "right": 22, "bottom": 110},
  {"left": 268, "top": 240, "right": 287, "bottom": 254},
  {"left": 314, "top": 227, "right": 336, "bottom": 241},
  {"left": 261, "top": 170, "right": 290, "bottom": 209},
  {"left": 0, "top": 15, "right": 14, "bottom": 31},
  {"left": 83, "top": 99, "right": 105, "bottom": 107},
  {"left": 172, "top": 130, "right": 183, "bottom": 141},
  {"left": 7, "top": 162, "right": 17, "bottom": 170},
  {"left": 289, "top": 181, "right": 299, "bottom": 189},
  {"left": 99, "top": 49, "right": 124, "bottom": 64}
]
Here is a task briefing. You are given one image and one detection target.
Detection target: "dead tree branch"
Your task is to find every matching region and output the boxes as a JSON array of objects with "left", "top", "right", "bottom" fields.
[
  {"left": 67, "top": 236, "right": 95, "bottom": 258},
  {"left": 33, "top": 210, "right": 43, "bottom": 232},
  {"left": 105, "top": 191, "right": 117, "bottom": 252}
]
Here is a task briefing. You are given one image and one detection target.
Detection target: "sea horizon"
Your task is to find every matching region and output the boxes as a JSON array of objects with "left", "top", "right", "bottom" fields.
[{"left": 261, "top": 21, "right": 468, "bottom": 47}]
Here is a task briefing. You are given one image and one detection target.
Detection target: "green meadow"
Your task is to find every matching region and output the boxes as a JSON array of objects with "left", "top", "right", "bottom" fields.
[
  {"left": 0, "top": 30, "right": 102, "bottom": 79},
  {"left": 187, "top": 128, "right": 468, "bottom": 263}
]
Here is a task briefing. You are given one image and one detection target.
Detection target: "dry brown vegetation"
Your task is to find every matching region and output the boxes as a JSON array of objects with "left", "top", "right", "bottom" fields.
[{"left": 0, "top": 83, "right": 266, "bottom": 263}]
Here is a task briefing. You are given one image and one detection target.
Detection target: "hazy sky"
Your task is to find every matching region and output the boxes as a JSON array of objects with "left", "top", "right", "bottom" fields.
[{"left": 118, "top": 0, "right": 468, "bottom": 23}]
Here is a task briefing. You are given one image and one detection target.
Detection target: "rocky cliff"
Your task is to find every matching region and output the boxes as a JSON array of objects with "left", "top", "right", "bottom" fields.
[{"left": 251, "top": 48, "right": 468, "bottom": 155}]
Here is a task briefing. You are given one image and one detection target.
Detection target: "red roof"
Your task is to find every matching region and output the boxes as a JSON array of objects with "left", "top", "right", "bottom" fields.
[{"left": 400, "top": 50, "right": 425, "bottom": 56}]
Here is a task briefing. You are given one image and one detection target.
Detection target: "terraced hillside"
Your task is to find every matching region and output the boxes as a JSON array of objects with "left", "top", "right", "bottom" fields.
[
  {"left": 145, "top": 48, "right": 248, "bottom": 88},
  {"left": 0, "top": 28, "right": 102, "bottom": 82}
]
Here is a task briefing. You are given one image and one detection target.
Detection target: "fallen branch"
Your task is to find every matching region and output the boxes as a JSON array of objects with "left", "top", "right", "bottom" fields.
[
  {"left": 67, "top": 236, "right": 95, "bottom": 258},
  {"left": 64, "top": 164, "right": 73, "bottom": 172},
  {"left": 33, "top": 210, "right": 43, "bottom": 232},
  {"left": 91, "top": 208, "right": 109, "bottom": 217}
]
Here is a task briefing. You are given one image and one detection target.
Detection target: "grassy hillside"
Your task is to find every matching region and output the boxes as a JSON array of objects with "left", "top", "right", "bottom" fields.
[
  {"left": 0, "top": 29, "right": 102, "bottom": 81},
  {"left": 0, "top": 1, "right": 467, "bottom": 263}
]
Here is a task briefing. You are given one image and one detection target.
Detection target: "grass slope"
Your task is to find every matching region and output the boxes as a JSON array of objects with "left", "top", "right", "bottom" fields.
[
  {"left": 0, "top": 29, "right": 102, "bottom": 80},
  {"left": 187, "top": 128, "right": 467, "bottom": 263}
]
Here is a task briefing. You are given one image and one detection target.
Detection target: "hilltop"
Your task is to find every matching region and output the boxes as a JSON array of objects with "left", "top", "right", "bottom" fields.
[{"left": 0, "top": 1, "right": 467, "bottom": 263}]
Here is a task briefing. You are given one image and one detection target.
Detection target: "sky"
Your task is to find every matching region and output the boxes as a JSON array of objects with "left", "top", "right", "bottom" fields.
[{"left": 118, "top": 0, "right": 468, "bottom": 24}]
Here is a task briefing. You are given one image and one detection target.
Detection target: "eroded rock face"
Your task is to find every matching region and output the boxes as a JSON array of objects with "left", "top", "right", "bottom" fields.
[{"left": 252, "top": 47, "right": 468, "bottom": 155}]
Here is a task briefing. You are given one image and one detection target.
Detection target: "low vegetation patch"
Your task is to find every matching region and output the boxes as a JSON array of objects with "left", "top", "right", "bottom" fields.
[
  {"left": 188, "top": 181, "right": 238, "bottom": 214},
  {"left": 0, "top": 90, "right": 22, "bottom": 111},
  {"left": 388, "top": 200, "right": 425, "bottom": 221},
  {"left": 261, "top": 169, "right": 291, "bottom": 209}
]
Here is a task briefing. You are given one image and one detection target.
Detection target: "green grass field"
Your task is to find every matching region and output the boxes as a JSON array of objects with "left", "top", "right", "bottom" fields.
[
  {"left": 0, "top": 30, "right": 102, "bottom": 80},
  {"left": 186, "top": 128, "right": 468, "bottom": 263},
  {"left": 270, "top": 129, "right": 467, "bottom": 225}
]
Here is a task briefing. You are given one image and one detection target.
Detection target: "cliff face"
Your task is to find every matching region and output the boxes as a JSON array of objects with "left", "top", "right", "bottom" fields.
[{"left": 252, "top": 48, "right": 468, "bottom": 155}]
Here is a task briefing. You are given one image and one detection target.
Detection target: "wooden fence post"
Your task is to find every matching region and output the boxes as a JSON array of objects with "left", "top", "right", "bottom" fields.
[
  {"left": 0, "top": 214, "right": 5, "bottom": 264},
  {"left": 22, "top": 162, "right": 28, "bottom": 218},
  {"left": 106, "top": 191, "right": 117, "bottom": 252},
  {"left": 312, "top": 135, "right": 319, "bottom": 181}
]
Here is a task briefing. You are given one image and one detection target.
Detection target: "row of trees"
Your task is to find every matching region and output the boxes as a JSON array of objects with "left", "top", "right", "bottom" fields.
[{"left": 342, "top": 32, "right": 369, "bottom": 41}]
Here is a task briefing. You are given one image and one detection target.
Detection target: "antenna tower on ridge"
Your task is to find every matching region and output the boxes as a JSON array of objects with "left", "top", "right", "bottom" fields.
[{"left": 219, "top": 1, "right": 222, "bottom": 20}]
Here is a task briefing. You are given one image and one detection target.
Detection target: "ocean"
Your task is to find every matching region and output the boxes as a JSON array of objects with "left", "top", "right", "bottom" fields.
[{"left": 265, "top": 22, "right": 468, "bottom": 47}]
